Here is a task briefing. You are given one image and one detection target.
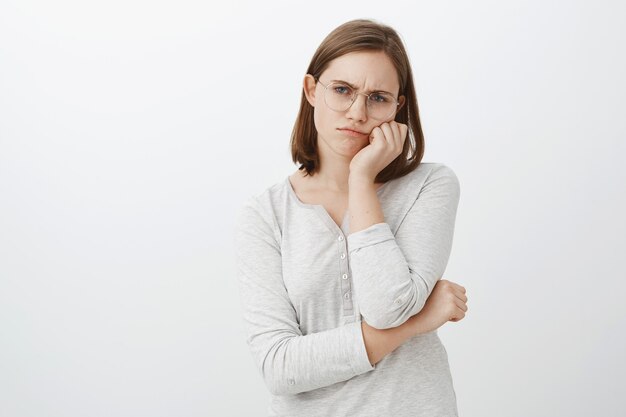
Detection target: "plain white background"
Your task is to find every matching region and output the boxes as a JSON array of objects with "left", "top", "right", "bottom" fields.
[{"left": 1, "top": 0, "right": 624, "bottom": 416}]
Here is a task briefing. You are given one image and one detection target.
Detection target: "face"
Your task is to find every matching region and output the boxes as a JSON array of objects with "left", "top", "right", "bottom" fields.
[{"left": 303, "top": 50, "right": 406, "bottom": 159}]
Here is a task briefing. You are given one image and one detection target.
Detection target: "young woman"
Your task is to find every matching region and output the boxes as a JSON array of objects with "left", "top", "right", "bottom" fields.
[{"left": 235, "top": 18, "right": 468, "bottom": 417}]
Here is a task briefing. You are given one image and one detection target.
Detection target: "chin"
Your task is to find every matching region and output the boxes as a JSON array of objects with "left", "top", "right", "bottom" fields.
[
  {"left": 319, "top": 132, "right": 365, "bottom": 157},
  {"left": 337, "top": 138, "right": 365, "bottom": 155}
]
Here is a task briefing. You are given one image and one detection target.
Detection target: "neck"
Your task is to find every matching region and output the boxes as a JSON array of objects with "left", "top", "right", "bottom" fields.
[
  {"left": 313, "top": 166, "right": 351, "bottom": 193},
  {"left": 312, "top": 142, "right": 354, "bottom": 193}
]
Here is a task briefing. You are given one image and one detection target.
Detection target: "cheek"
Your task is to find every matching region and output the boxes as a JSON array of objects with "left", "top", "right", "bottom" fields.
[
  {"left": 311, "top": 108, "right": 320, "bottom": 132},
  {"left": 313, "top": 107, "right": 333, "bottom": 133}
]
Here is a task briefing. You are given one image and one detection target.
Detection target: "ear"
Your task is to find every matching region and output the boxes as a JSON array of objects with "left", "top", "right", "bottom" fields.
[
  {"left": 397, "top": 95, "right": 406, "bottom": 112},
  {"left": 303, "top": 74, "right": 317, "bottom": 107}
]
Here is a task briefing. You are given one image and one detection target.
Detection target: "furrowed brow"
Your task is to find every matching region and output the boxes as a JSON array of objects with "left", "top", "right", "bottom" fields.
[{"left": 330, "top": 79, "right": 393, "bottom": 96}]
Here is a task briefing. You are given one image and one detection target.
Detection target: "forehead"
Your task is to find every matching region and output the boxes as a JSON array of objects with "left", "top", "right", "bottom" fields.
[{"left": 322, "top": 50, "right": 399, "bottom": 92}]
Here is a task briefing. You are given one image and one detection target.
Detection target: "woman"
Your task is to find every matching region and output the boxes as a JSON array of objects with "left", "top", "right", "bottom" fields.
[{"left": 235, "top": 18, "right": 468, "bottom": 417}]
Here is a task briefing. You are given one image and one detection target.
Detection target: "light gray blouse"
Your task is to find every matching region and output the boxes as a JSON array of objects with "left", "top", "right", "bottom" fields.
[{"left": 234, "top": 162, "right": 461, "bottom": 417}]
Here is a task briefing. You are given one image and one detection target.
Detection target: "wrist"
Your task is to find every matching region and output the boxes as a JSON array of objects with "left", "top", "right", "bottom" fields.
[
  {"left": 409, "top": 313, "right": 431, "bottom": 336},
  {"left": 349, "top": 174, "right": 376, "bottom": 189}
]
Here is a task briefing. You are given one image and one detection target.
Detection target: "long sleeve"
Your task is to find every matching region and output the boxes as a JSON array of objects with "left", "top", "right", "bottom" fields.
[
  {"left": 234, "top": 197, "right": 375, "bottom": 396},
  {"left": 347, "top": 164, "right": 461, "bottom": 330}
]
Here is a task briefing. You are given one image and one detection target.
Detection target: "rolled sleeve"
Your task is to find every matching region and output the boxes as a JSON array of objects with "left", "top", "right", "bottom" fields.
[
  {"left": 345, "top": 164, "right": 461, "bottom": 330},
  {"left": 347, "top": 222, "right": 395, "bottom": 252},
  {"left": 346, "top": 320, "right": 377, "bottom": 375}
]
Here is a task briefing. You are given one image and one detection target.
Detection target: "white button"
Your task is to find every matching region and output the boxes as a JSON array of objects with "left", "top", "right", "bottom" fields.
[
  {"left": 344, "top": 292, "right": 350, "bottom": 300},
  {"left": 340, "top": 253, "right": 346, "bottom": 259},
  {"left": 288, "top": 378, "right": 295, "bottom": 385},
  {"left": 342, "top": 273, "right": 348, "bottom": 280},
  {"left": 338, "top": 235, "right": 344, "bottom": 241}
]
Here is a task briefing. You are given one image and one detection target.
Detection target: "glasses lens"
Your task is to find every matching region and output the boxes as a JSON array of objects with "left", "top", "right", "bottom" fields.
[
  {"left": 367, "top": 93, "right": 397, "bottom": 120},
  {"left": 324, "top": 82, "right": 354, "bottom": 112}
]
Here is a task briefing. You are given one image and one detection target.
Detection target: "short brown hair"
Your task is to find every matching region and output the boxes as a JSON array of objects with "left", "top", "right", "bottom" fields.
[{"left": 290, "top": 18, "right": 425, "bottom": 182}]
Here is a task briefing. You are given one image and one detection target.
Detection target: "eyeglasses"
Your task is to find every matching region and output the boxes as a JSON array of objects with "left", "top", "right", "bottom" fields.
[{"left": 315, "top": 77, "right": 400, "bottom": 121}]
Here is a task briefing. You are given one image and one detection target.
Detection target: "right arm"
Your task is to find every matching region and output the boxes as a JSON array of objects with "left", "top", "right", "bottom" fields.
[
  {"left": 235, "top": 198, "right": 377, "bottom": 396},
  {"left": 361, "top": 314, "right": 422, "bottom": 365},
  {"left": 362, "top": 278, "right": 468, "bottom": 365}
]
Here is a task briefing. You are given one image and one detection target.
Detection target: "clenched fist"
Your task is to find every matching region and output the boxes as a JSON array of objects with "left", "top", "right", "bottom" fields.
[
  {"left": 415, "top": 279, "right": 468, "bottom": 334},
  {"left": 349, "top": 120, "right": 408, "bottom": 182}
]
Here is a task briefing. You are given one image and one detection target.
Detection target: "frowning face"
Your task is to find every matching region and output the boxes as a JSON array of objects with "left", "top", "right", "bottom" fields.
[{"left": 303, "top": 50, "right": 405, "bottom": 160}]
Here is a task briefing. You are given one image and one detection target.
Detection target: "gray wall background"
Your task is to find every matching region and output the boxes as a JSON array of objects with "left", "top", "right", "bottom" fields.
[{"left": 1, "top": 0, "right": 624, "bottom": 416}]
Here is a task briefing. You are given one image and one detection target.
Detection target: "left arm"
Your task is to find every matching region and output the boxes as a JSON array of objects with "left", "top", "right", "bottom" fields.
[
  {"left": 347, "top": 164, "right": 461, "bottom": 330},
  {"left": 348, "top": 175, "right": 385, "bottom": 234}
]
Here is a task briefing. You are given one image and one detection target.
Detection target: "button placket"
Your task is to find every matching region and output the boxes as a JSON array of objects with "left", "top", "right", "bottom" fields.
[{"left": 338, "top": 232, "right": 353, "bottom": 313}]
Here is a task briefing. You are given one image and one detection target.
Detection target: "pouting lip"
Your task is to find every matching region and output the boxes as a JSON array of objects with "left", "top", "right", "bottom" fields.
[{"left": 337, "top": 127, "right": 368, "bottom": 135}]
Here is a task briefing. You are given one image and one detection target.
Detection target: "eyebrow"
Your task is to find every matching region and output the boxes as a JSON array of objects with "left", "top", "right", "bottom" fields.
[{"left": 329, "top": 79, "right": 394, "bottom": 96}]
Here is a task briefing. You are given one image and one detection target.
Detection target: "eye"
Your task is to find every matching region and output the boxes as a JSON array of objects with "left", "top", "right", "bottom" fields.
[
  {"left": 333, "top": 84, "right": 352, "bottom": 95},
  {"left": 370, "top": 93, "right": 390, "bottom": 103}
]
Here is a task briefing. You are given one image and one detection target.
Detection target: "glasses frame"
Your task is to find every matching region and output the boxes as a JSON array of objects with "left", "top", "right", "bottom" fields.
[{"left": 315, "top": 77, "right": 401, "bottom": 121}]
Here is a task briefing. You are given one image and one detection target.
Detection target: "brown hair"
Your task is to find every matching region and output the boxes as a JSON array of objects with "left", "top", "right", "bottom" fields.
[{"left": 290, "top": 18, "right": 425, "bottom": 182}]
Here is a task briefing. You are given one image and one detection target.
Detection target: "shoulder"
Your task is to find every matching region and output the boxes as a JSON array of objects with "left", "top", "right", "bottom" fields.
[
  {"left": 411, "top": 162, "right": 458, "bottom": 180},
  {"left": 235, "top": 177, "right": 287, "bottom": 237},
  {"left": 401, "top": 162, "right": 460, "bottom": 204},
  {"left": 395, "top": 162, "right": 460, "bottom": 191},
  {"left": 422, "top": 162, "right": 459, "bottom": 188},
  {"left": 421, "top": 163, "right": 460, "bottom": 203}
]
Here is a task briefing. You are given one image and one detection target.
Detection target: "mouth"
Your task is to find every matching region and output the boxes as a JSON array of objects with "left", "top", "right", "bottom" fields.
[{"left": 337, "top": 128, "right": 369, "bottom": 138}]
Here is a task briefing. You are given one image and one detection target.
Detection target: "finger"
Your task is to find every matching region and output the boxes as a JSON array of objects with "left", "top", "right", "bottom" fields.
[
  {"left": 453, "top": 290, "right": 468, "bottom": 304},
  {"left": 391, "top": 122, "right": 405, "bottom": 151},
  {"left": 453, "top": 297, "right": 468, "bottom": 312},
  {"left": 451, "top": 305, "right": 466, "bottom": 321},
  {"left": 451, "top": 284, "right": 467, "bottom": 302},
  {"left": 400, "top": 123, "right": 408, "bottom": 142},
  {"left": 389, "top": 121, "right": 401, "bottom": 144},
  {"left": 378, "top": 122, "right": 395, "bottom": 146},
  {"left": 451, "top": 282, "right": 466, "bottom": 294},
  {"left": 369, "top": 126, "right": 383, "bottom": 144}
]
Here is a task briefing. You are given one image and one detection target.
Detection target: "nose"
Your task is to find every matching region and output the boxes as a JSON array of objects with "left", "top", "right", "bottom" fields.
[{"left": 345, "top": 93, "right": 368, "bottom": 122}]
